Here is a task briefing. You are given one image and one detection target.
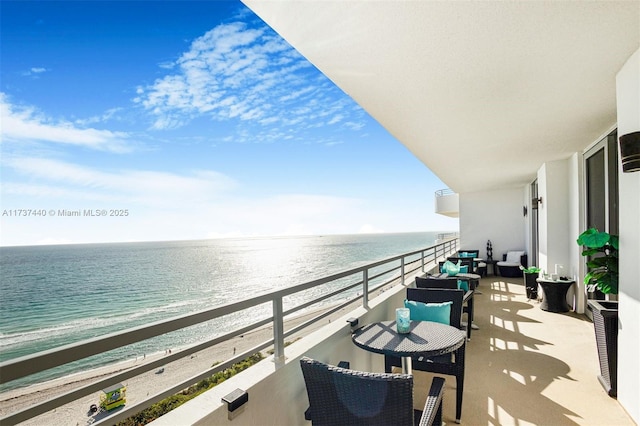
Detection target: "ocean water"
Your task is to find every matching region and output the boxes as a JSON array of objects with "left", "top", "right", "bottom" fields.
[{"left": 0, "top": 232, "right": 437, "bottom": 390}]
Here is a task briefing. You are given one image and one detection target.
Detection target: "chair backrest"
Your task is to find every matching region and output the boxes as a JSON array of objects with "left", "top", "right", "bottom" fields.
[
  {"left": 457, "top": 249, "right": 479, "bottom": 258},
  {"left": 416, "top": 276, "right": 459, "bottom": 290},
  {"left": 300, "top": 357, "right": 414, "bottom": 426},
  {"left": 446, "top": 257, "right": 476, "bottom": 272},
  {"left": 502, "top": 251, "right": 528, "bottom": 266},
  {"left": 406, "top": 287, "right": 464, "bottom": 329}
]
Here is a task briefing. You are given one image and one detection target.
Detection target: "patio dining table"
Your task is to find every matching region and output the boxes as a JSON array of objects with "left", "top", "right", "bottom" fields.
[{"left": 351, "top": 320, "right": 466, "bottom": 374}]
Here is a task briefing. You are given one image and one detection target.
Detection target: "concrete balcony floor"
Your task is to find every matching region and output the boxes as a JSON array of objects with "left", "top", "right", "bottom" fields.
[{"left": 410, "top": 276, "right": 634, "bottom": 425}]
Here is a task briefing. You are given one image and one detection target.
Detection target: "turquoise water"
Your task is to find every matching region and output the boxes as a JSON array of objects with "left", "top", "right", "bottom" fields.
[{"left": 0, "top": 232, "right": 437, "bottom": 390}]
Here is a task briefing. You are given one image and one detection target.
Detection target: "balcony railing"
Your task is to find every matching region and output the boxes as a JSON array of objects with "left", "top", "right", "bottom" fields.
[
  {"left": 434, "top": 188, "right": 455, "bottom": 197},
  {"left": 0, "top": 238, "right": 459, "bottom": 425}
]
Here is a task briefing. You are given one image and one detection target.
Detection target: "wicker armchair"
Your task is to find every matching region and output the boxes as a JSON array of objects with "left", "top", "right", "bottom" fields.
[
  {"left": 447, "top": 257, "right": 481, "bottom": 276},
  {"left": 415, "top": 277, "right": 474, "bottom": 340},
  {"left": 416, "top": 275, "right": 459, "bottom": 289},
  {"left": 456, "top": 249, "right": 479, "bottom": 258},
  {"left": 385, "top": 288, "right": 467, "bottom": 423},
  {"left": 300, "top": 357, "right": 445, "bottom": 426},
  {"left": 496, "top": 251, "right": 528, "bottom": 277}
]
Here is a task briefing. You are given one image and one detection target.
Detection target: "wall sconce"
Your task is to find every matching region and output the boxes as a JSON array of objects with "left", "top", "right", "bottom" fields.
[
  {"left": 531, "top": 197, "right": 542, "bottom": 209},
  {"left": 619, "top": 131, "right": 640, "bottom": 173}
]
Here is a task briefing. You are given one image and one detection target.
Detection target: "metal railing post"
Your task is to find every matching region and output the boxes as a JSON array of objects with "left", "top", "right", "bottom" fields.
[
  {"left": 362, "top": 269, "right": 369, "bottom": 309},
  {"left": 400, "top": 257, "right": 405, "bottom": 285},
  {"left": 421, "top": 250, "right": 425, "bottom": 272},
  {"left": 273, "top": 298, "right": 285, "bottom": 362}
]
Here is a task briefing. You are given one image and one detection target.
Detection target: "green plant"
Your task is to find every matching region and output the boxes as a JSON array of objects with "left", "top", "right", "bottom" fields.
[
  {"left": 519, "top": 265, "right": 541, "bottom": 274},
  {"left": 117, "top": 353, "right": 264, "bottom": 426},
  {"left": 576, "top": 228, "right": 619, "bottom": 294}
]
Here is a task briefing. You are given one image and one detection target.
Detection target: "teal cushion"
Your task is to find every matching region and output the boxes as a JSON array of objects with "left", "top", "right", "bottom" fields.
[
  {"left": 443, "top": 260, "right": 460, "bottom": 276},
  {"left": 442, "top": 263, "right": 467, "bottom": 274},
  {"left": 457, "top": 279, "right": 469, "bottom": 292},
  {"left": 404, "top": 300, "right": 452, "bottom": 325},
  {"left": 459, "top": 252, "right": 474, "bottom": 258}
]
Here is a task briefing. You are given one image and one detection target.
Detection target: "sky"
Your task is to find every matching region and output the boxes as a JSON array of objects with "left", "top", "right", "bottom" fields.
[{"left": 0, "top": 1, "right": 459, "bottom": 247}]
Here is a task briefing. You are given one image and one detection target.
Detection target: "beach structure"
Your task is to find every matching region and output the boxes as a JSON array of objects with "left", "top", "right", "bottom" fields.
[
  {"left": 99, "top": 383, "right": 126, "bottom": 411},
  {"left": 1, "top": 2, "right": 638, "bottom": 425}
]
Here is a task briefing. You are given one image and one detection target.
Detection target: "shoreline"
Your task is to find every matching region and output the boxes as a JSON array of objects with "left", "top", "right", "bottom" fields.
[
  {"left": 0, "top": 300, "right": 362, "bottom": 425},
  {"left": 0, "top": 274, "right": 406, "bottom": 426}
]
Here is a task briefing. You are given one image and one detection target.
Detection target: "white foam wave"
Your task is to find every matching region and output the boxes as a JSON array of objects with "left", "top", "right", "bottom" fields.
[{"left": 0, "top": 299, "right": 200, "bottom": 349}]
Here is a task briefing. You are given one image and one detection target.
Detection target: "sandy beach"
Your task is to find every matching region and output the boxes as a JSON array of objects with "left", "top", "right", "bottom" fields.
[{"left": 0, "top": 299, "right": 367, "bottom": 426}]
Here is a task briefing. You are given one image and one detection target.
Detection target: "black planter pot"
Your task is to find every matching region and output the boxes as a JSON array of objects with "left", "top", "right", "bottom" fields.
[
  {"left": 588, "top": 300, "right": 618, "bottom": 397},
  {"left": 524, "top": 273, "right": 538, "bottom": 299}
]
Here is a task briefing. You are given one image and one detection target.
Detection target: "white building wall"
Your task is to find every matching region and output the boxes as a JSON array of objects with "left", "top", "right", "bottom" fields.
[
  {"left": 434, "top": 192, "right": 459, "bottom": 217},
  {"left": 537, "top": 160, "right": 577, "bottom": 309},
  {"left": 568, "top": 153, "right": 585, "bottom": 313},
  {"left": 459, "top": 189, "right": 526, "bottom": 260},
  {"left": 615, "top": 48, "right": 640, "bottom": 424}
]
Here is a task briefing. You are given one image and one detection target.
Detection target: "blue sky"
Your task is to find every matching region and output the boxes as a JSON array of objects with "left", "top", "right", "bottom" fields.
[{"left": 0, "top": 1, "right": 458, "bottom": 246}]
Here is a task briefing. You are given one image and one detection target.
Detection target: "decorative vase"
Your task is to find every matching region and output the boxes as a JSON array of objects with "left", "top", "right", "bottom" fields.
[{"left": 395, "top": 308, "right": 411, "bottom": 334}]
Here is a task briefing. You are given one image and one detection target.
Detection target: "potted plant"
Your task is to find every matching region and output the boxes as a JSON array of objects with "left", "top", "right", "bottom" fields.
[
  {"left": 576, "top": 228, "right": 619, "bottom": 397},
  {"left": 519, "top": 266, "right": 541, "bottom": 299}
]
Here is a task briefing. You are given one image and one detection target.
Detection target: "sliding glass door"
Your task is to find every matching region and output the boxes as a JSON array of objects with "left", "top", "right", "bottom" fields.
[{"left": 584, "top": 130, "right": 618, "bottom": 313}]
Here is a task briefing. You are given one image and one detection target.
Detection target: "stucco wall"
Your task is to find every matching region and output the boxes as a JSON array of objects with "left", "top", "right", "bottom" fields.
[
  {"left": 459, "top": 189, "right": 526, "bottom": 260},
  {"left": 615, "top": 48, "right": 640, "bottom": 424},
  {"left": 536, "top": 160, "right": 579, "bottom": 309},
  {"left": 567, "top": 153, "right": 585, "bottom": 313}
]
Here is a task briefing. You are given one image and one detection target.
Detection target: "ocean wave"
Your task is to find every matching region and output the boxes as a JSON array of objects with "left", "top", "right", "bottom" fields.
[{"left": 0, "top": 299, "right": 202, "bottom": 349}]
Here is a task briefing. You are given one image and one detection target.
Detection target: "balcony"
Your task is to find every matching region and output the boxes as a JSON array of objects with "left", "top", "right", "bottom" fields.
[
  {"left": 152, "top": 277, "right": 633, "bottom": 426},
  {"left": 1, "top": 238, "right": 634, "bottom": 425},
  {"left": 435, "top": 189, "right": 459, "bottom": 218}
]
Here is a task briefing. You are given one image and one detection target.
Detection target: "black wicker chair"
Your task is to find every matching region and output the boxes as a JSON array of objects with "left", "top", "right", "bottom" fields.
[
  {"left": 415, "top": 276, "right": 475, "bottom": 340},
  {"left": 385, "top": 288, "right": 467, "bottom": 423},
  {"left": 456, "top": 249, "right": 479, "bottom": 258},
  {"left": 454, "top": 250, "right": 487, "bottom": 276},
  {"left": 446, "top": 257, "right": 480, "bottom": 276},
  {"left": 300, "top": 356, "right": 445, "bottom": 426},
  {"left": 496, "top": 251, "right": 528, "bottom": 277},
  {"left": 416, "top": 275, "right": 459, "bottom": 289}
]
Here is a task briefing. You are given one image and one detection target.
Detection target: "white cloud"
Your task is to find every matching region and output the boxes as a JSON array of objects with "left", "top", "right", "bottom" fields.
[
  {"left": 21, "top": 67, "right": 48, "bottom": 77},
  {"left": 358, "top": 224, "right": 385, "bottom": 234},
  {"left": 328, "top": 114, "right": 344, "bottom": 125},
  {"left": 0, "top": 94, "right": 133, "bottom": 153},
  {"left": 74, "top": 107, "right": 124, "bottom": 126},
  {"left": 134, "top": 21, "right": 367, "bottom": 141},
  {"left": 2, "top": 156, "right": 237, "bottom": 207},
  {"left": 0, "top": 164, "right": 372, "bottom": 246}
]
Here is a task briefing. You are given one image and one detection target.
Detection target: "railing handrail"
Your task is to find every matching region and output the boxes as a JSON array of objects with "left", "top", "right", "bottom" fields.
[
  {"left": 0, "top": 238, "right": 459, "bottom": 425},
  {"left": 434, "top": 188, "right": 455, "bottom": 197}
]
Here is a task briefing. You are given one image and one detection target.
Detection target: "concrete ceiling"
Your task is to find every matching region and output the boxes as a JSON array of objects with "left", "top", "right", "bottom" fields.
[{"left": 242, "top": 0, "right": 639, "bottom": 194}]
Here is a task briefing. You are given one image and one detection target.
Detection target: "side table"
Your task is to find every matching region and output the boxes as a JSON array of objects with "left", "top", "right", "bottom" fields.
[
  {"left": 482, "top": 259, "right": 499, "bottom": 276},
  {"left": 537, "top": 279, "right": 574, "bottom": 312}
]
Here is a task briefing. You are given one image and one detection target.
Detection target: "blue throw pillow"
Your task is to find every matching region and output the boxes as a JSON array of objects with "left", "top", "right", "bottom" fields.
[
  {"left": 404, "top": 300, "right": 452, "bottom": 325},
  {"left": 459, "top": 252, "right": 474, "bottom": 258},
  {"left": 457, "top": 280, "right": 469, "bottom": 292},
  {"left": 459, "top": 265, "right": 468, "bottom": 273}
]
